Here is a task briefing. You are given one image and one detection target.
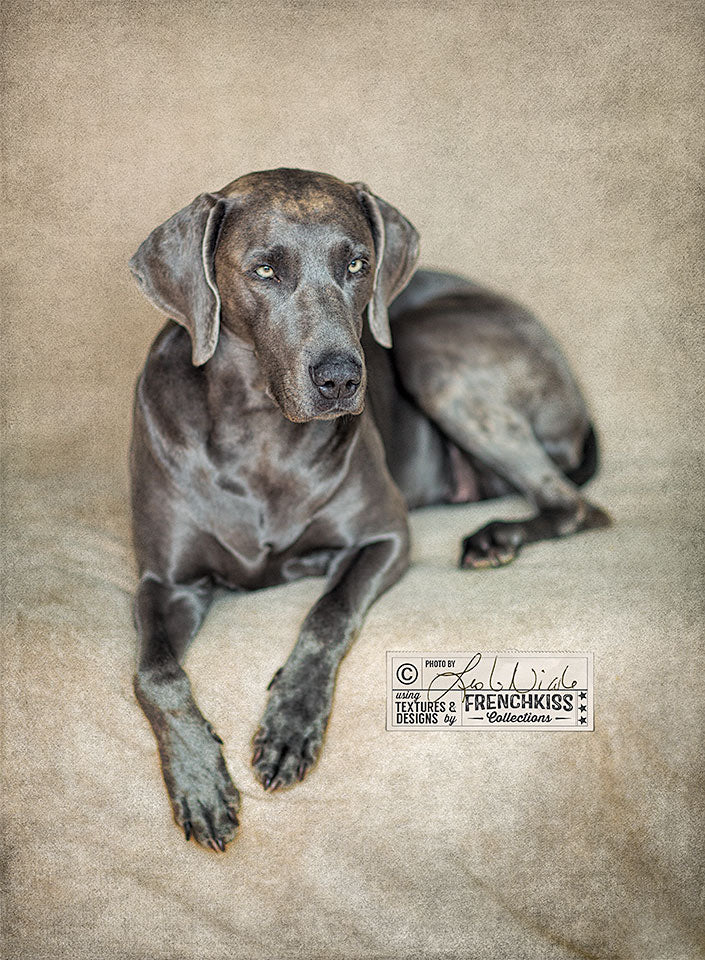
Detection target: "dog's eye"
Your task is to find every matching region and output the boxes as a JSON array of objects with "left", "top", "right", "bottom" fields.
[
  {"left": 347, "top": 258, "right": 365, "bottom": 275},
  {"left": 255, "top": 264, "right": 275, "bottom": 279}
]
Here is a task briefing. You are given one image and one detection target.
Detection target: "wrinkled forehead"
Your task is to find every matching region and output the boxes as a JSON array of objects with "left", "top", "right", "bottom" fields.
[{"left": 218, "top": 169, "right": 372, "bottom": 250}]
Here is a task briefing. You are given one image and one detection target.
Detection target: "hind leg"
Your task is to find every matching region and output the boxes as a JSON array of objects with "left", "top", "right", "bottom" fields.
[{"left": 417, "top": 383, "right": 611, "bottom": 567}]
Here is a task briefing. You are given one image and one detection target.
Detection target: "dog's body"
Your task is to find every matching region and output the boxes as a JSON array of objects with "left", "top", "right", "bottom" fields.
[{"left": 129, "top": 169, "right": 609, "bottom": 851}]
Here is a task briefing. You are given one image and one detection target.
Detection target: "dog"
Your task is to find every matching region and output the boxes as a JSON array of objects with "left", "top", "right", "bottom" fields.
[{"left": 128, "top": 167, "right": 610, "bottom": 851}]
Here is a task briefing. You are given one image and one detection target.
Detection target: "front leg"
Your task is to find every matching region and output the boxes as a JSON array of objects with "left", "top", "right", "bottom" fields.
[
  {"left": 252, "top": 531, "right": 409, "bottom": 791},
  {"left": 134, "top": 574, "right": 241, "bottom": 850}
]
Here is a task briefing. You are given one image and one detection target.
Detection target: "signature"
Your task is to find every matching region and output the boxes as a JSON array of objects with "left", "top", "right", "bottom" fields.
[{"left": 427, "top": 653, "right": 579, "bottom": 702}]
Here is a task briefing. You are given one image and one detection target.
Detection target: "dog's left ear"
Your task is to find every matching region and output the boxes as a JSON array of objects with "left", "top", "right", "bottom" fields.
[
  {"left": 129, "top": 192, "right": 230, "bottom": 366},
  {"left": 351, "top": 184, "right": 420, "bottom": 348}
]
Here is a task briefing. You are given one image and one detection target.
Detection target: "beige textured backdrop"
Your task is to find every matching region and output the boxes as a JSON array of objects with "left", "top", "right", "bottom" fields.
[{"left": 2, "top": 2, "right": 704, "bottom": 959}]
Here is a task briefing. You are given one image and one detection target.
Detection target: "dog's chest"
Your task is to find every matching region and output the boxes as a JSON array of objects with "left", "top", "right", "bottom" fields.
[{"left": 195, "top": 416, "right": 353, "bottom": 578}]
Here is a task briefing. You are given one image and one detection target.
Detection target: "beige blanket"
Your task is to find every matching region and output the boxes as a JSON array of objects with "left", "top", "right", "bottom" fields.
[{"left": 3, "top": 2, "right": 703, "bottom": 958}]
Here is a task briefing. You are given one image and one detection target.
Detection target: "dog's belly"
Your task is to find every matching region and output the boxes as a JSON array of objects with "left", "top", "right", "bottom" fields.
[
  {"left": 364, "top": 327, "right": 480, "bottom": 509},
  {"left": 365, "top": 388, "right": 450, "bottom": 509},
  {"left": 446, "top": 442, "right": 482, "bottom": 503},
  {"left": 369, "top": 397, "right": 483, "bottom": 509}
]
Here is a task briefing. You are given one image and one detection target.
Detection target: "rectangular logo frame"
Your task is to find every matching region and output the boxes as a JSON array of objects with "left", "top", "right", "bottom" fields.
[{"left": 386, "top": 652, "right": 594, "bottom": 731}]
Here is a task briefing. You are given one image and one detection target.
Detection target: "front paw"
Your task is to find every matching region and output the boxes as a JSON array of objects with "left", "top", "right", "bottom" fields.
[
  {"left": 158, "top": 717, "right": 241, "bottom": 851},
  {"left": 252, "top": 670, "right": 332, "bottom": 791}
]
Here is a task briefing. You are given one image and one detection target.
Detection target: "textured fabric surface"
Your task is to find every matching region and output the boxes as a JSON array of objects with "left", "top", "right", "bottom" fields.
[{"left": 2, "top": 2, "right": 703, "bottom": 959}]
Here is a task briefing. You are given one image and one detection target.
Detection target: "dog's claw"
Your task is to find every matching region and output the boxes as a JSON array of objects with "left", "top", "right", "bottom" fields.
[
  {"left": 252, "top": 747, "right": 263, "bottom": 764},
  {"left": 206, "top": 723, "right": 224, "bottom": 744},
  {"left": 184, "top": 822, "right": 192, "bottom": 841}
]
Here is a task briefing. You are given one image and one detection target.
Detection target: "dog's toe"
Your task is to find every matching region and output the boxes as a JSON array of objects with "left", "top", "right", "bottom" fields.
[
  {"left": 162, "top": 718, "right": 241, "bottom": 851},
  {"left": 252, "top": 734, "right": 319, "bottom": 790},
  {"left": 252, "top": 738, "right": 288, "bottom": 788},
  {"left": 252, "top": 700, "right": 326, "bottom": 791},
  {"left": 173, "top": 784, "right": 240, "bottom": 851},
  {"left": 461, "top": 545, "right": 517, "bottom": 569}
]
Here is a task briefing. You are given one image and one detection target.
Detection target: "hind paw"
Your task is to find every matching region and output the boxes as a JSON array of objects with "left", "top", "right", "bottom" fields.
[{"left": 460, "top": 521, "right": 524, "bottom": 569}]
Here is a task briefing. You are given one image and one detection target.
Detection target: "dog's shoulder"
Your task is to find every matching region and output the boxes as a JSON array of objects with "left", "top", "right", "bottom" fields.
[
  {"left": 135, "top": 321, "right": 209, "bottom": 435},
  {"left": 142, "top": 320, "right": 194, "bottom": 375}
]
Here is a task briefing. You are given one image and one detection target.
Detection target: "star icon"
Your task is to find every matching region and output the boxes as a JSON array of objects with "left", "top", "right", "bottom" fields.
[
  {"left": 580, "top": 704, "right": 587, "bottom": 714},
  {"left": 579, "top": 691, "right": 587, "bottom": 701},
  {"left": 579, "top": 716, "right": 587, "bottom": 725}
]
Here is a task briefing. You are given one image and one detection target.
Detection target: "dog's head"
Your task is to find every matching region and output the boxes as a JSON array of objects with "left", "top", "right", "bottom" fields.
[{"left": 129, "top": 168, "right": 419, "bottom": 423}]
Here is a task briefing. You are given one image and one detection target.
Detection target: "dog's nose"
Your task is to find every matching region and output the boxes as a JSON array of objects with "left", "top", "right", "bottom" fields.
[{"left": 310, "top": 355, "right": 362, "bottom": 400}]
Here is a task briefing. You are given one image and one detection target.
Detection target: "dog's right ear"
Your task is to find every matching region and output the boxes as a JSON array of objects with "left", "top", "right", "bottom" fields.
[{"left": 129, "top": 193, "right": 231, "bottom": 366}]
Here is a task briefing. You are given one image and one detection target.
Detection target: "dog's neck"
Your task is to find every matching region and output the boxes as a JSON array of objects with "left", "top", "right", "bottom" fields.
[
  {"left": 203, "top": 326, "right": 362, "bottom": 451},
  {"left": 205, "top": 327, "right": 274, "bottom": 415}
]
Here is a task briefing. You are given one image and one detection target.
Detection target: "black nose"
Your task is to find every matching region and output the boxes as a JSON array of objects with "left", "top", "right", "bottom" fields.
[{"left": 310, "top": 355, "right": 362, "bottom": 400}]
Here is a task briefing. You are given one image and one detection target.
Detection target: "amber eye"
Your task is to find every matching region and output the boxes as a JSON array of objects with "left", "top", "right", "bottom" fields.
[
  {"left": 348, "top": 258, "right": 365, "bottom": 275},
  {"left": 255, "top": 264, "right": 275, "bottom": 279}
]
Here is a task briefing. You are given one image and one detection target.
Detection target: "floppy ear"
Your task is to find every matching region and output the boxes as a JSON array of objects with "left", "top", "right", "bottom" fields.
[
  {"left": 129, "top": 192, "right": 230, "bottom": 366},
  {"left": 351, "top": 184, "right": 420, "bottom": 348}
]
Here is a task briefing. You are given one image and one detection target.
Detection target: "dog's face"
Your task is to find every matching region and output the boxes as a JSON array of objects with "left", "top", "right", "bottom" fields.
[
  {"left": 129, "top": 168, "right": 419, "bottom": 422},
  {"left": 215, "top": 170, "right": 376, "bottom": 421}
]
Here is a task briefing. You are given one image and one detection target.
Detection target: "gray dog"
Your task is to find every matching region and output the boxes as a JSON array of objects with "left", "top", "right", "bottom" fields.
[{"left": 128, "top": 167, "right": 610, "bottom": 851}]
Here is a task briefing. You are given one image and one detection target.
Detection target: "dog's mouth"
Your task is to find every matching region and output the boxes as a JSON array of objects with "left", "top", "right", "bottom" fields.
[
  {"left": 310, "top": 396, "right": 365, "bottom": 420},
  {"left": 279, "top": 394, "right": 365, "bottom": 423}
]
